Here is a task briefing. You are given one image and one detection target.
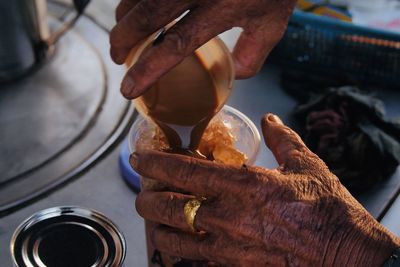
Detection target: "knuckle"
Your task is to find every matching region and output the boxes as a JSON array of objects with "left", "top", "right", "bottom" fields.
[
  {"left": 284, "top": 150, "right": 312, "bottom": 172},
  {"left": 163, "top": 29, "right": 190, "bottom": 57},
  {"left": 178, "top": 157, "right": 199, "bottom": 186},
  {"left": 163, "top": 194, "right": 177, "bottom": 225},
  {"left": 133, "top": 2, "right": 153, "bottom": 32},
  {"left": 169, "top": 232, "right": 183, "bottom": 255},
  {"left": 198, "top": 239, "right": 213, "bottom": 260},
  {"left": 282, "top": 126, "right": 302, "bottom": 145}
]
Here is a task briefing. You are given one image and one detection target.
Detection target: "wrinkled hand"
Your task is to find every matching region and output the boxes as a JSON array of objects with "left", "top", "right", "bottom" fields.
[
  {"left": 131, "top": 114, "right": 399, "bottom": 266},
  {"left": 110, "top": 0, "right": 296, "bottom": 99}
]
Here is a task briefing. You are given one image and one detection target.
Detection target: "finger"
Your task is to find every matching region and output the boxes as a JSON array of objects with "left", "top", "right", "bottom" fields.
[
  {"left": 233, "top": 28, "right": 282, "bottom": 79},
  {"left": 151, "top": 226, "right": 207, "bottom": 261},
  {"left": 136, "top": 191, "right": 233, "bottom": 234},
  {"left": 135, "top": 191, "right": 302, "bottom": 252},
  {"left": 130, "top": 150, "right": 256, "bottom": 198},
  {"left": 233, "top": 0, "right": 296, "bottom": 79},
  {"left": 110, "top": 0, "right": 194, "bottom": 64},
  {"left": 261, "top": 113, "right": 326, "bottom": 173},
  {"left": 135, "top": 191, "right": 198, "bottom": 232},
  {"left": 152, "top": 226, "right": 287, "bottom": 265},
  {"left": 120, "top": 7, "right": 232, "bottom": 98},
  {"left": 115, "top": 0, "right": 139, "bottom": 22}
]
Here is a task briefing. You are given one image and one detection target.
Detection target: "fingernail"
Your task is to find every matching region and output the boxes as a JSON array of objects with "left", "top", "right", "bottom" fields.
[
  {"left": 267, "top": 114, "right": 283, "bottom": 125},
  {"left": 130, "top": 152, "right": 138, "bottom": 169},
  {"left": 121, "top": 75, "right": 135, "bottom": 98}
]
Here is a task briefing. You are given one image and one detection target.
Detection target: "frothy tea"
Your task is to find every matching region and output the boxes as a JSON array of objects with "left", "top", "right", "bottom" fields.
[{"left": 134, "top": 40, "right": 232, "bottom": 154}]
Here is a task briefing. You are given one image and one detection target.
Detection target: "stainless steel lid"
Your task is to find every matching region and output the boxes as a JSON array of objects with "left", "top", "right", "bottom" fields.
[{"left": 10, "top": 206, "right": 126, "bottom": 267}]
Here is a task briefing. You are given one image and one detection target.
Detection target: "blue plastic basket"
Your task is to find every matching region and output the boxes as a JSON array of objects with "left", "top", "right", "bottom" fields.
[{"left": 270, "top": 10, "right": 400, "bottom": 87}]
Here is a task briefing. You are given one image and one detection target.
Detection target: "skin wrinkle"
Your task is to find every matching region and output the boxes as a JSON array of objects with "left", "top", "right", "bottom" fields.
[
  {"left": 166, "top": 194, "right": 176, "bottom": 226},
  {"left": 332, "top": 226, "right": 352, "bottom": 266},
  {"left": 354, "top": 233, "right": 370, "bottom": 266},
  {"left": 343, "top": 230, "right": 361, "bottom": 266},
  {"left": 220, "top": 176, "right": 251, "bottom": 199},
  {"left": 344, "top": 228, "right": 368, "bottom": 266},
  {"left": 321, "top": 226, "right": 336, "bottom": 266},
  {"left": 279, "top": 206, "right": 318, "bottom": 257},
  {"left": 198, "top": 238, "right": 211, "bottom": 260},
  {"left": 324, "top": 223, "right": 345, "bottom": 266},
  {"left": 349, "top": 231, "right": 368, "bottom": 266},
  {"left": 269, "top": 225, "right": 304, "bottom": 258},
  {"left": 238, "top": 212, "right": 269, "bottom": 246},
  {"left": 162, "top": 26, "right": 191, "bottom": 57},
  {"left": 178, "top": 157, "right": 199, "bottom": 188},
  {"left": 259, "top": 202, "right": 316, "bottom": 263},
  {"left": 251, "top": 174, "right": 285, "bottom": 202},
  {"left": 132, "top": 2, "right": 156, "bottom": 33}
]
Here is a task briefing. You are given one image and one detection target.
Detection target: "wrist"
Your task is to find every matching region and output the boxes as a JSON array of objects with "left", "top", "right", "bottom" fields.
[
  {"left": 341, "top": 222, "right": 399, "bottom": 267},
  {"left": 324, "top": 206, "right": 400, "bottom": 266}
]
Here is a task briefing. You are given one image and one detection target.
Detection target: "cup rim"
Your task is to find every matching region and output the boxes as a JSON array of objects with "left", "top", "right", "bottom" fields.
[
  {"left": 128, "top": 105, "right": 261, "bottom": 164},
  {"left": 211, "top": 36, "right": 235, "bottom": 94},
  {"left": 222, "top": 105, "right": 261, "bottom": 164},
  {"left": 10, "top": 206, "right": 126, "bottom": 267}
]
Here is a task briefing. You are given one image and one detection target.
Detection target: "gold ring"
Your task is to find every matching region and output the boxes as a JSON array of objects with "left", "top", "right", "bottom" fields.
[{"left": 183, "top": 198, "right": 204, "bottom": 232}]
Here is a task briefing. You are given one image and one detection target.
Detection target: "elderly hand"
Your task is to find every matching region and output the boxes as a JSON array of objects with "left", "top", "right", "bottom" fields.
[
  {"left": 110, "top": 0, "right": 296, "bottom": 99},
  {"left": 131, "top": 114, "right": 400, "bottom": 266}
]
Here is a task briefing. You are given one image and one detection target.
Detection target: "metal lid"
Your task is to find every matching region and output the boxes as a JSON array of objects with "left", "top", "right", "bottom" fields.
[{"left": 10, "top": 206, "right": 126, "bottom": 267}]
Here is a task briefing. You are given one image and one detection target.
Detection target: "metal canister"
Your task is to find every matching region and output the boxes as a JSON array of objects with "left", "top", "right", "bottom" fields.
[
  {"left": 0, "top": 0, "right": 49, "bottom": 82},
  {"left": 0, "top": 0, "right": 90, "bottom": 83},
  {"left": 10, "top": 206, "right": 126, "bottom": 267}
]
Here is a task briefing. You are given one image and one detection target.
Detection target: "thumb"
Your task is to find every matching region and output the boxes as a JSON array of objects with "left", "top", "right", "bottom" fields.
[{"left": 261, "top": 113, "right": 325, "bottom": 173}]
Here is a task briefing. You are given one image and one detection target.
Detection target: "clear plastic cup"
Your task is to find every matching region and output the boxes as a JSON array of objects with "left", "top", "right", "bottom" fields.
[
  {"left": 128, "top": 105, "right": 260, "bottom": 267},
  {"left": 129, "top": 105, "right": 261, "bottom": 164}
]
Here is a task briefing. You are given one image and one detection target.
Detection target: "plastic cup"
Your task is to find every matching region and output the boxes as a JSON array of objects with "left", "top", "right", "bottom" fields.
[{"left": 129, "top": 105, "right": 260, "bottom": 164}]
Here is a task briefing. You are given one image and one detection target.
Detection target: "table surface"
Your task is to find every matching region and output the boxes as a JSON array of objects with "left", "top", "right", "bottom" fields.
[{"left": 1, "top": 1, "right": 399, "bottom": 266}]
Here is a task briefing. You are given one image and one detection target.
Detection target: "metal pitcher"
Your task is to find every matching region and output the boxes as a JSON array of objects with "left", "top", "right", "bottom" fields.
[{"left": 0, "top": 0, "right": 90, "bottom": 83}]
